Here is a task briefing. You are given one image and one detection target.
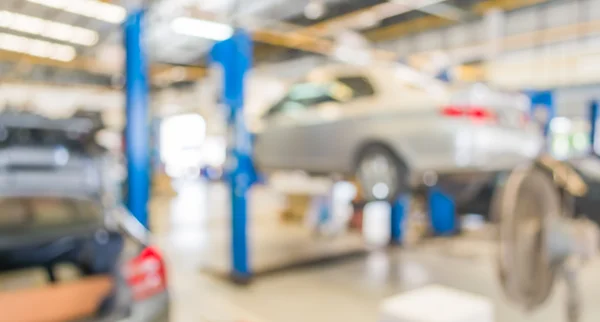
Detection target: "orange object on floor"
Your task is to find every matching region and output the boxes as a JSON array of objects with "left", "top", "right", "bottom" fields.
[{"left": 349, "top": 206, "right": 364, "bottom": 231}]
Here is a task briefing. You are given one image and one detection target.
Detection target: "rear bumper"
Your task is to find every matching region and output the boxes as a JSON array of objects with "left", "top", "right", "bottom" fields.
[
  {"left": 405, "top": 126, "right": 542, "bottom": 187},
  {"left": 92, "top": 291, "right": 170, "bottom": 322},
  {"left": 128, "top": 292, "right": 170, "bottom": 322}
]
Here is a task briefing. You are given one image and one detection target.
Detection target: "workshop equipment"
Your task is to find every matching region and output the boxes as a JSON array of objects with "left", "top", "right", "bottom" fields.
[{"left": 493, "top": 155, "right": 599, "bottom": 322}]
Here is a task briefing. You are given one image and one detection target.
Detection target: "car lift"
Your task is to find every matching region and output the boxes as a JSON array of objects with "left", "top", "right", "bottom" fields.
[{"left": 208, "top": 30, "right": 463, "bottom": 281}]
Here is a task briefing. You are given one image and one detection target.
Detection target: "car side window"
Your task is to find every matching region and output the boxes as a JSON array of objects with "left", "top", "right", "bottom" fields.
[
  {"left": 0, "top": 197, "right": 103, "bottom": 233},
  {"left": 265, "top": 82, "right": 337, "bottom": 117},
  {"left": 335, "top": 76, "right": 375, "bottom": 99}
]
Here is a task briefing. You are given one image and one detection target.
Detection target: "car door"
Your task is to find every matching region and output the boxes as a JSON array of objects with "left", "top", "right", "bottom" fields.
[
  {"left": 254, "top": 82, "right": 338, "bottom": 172},
  {"left": 299, "top": 75, "right": 378, "bottom": 173}
]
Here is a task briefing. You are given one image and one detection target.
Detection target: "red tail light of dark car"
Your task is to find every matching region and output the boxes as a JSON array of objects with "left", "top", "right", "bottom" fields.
[{"left": 124, "top": 246, "right": 167, "bottom": 301}]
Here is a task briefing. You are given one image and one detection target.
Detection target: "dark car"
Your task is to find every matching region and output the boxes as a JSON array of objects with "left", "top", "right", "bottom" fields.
[
  {"left": 0, "top": 196, "right": 170, "bottom": 322},
  {"left": 0, "top": 111, "right": 169, "bottom": 322}
]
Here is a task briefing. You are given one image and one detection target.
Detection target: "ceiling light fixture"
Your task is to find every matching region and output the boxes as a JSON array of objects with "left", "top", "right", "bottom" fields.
[
  {"left": 0, "top": 11, "right": 99, "bottom": 46},
  {"left": 171, "top": 17, "right": 233, "bottom": 41},
  {"left": 26, "top": 0, "right": 126, "bottom": 24},
  {"left": 304, "top": 0, "right": 327, "bottom": 20},
  {"left": 0, "top": 32, "right": 76, "bottom": 62}
]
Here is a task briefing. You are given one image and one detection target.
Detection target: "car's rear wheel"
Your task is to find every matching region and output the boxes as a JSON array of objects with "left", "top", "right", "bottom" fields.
[{"left": 356, "top": 145, "right": 408, "bottom": 201}]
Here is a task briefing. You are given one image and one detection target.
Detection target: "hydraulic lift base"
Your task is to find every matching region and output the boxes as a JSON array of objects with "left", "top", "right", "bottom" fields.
[{"left": 199, "top": 222, "right": 369, "bottom": 279}]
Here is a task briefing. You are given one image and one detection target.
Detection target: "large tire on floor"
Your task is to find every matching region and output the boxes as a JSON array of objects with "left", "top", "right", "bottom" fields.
[{"left": 355, "top": 145, "right": 408, "bottom": 202}]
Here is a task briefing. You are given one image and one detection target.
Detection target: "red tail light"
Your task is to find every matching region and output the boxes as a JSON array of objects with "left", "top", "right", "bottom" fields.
[
  {"left": 441, "top": 106, "right": 464, "bottom": 117},
  {"left": 441, "top": 105, "right": 497, "bottom": 123},
  {"left": 125, "top": 246, "right": 167, "bottom": 301}
]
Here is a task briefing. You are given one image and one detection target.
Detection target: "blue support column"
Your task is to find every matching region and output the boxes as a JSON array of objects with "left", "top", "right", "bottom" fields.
[
  {"left": 211, "top": 30, "right": 254, "bottom": 284},
  {"left": 390, "top": 195, "right": 409, "bottom": 244},
  {"left": 589, "top": 100, "right": 599, "bottom": 156},
  {"left": 428, "top": 188, "right": 456, "bottom": 236},
  {"left": 124, "top": 10, "right": 150, "bottom": 229},
  {"left": 527, "top": 90, "right": 555, "bottom": 138}
]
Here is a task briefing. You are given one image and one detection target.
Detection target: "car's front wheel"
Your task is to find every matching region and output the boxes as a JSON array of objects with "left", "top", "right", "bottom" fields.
[{"left": 356, "top": 145, "right": 408, "bottom": 201}]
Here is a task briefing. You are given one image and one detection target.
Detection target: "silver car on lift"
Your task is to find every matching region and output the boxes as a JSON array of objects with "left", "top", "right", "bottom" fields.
[{"left": 253, "top": 64, "right": 543, "bottom": 200}]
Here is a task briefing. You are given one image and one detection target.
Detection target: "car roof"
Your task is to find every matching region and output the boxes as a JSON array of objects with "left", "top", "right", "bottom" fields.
[
  {"left": 0, "top": 111, "right": 98, "bottom": 133},
  {"left": 304, "top": 63, "right": 451, "bottom": 100}
]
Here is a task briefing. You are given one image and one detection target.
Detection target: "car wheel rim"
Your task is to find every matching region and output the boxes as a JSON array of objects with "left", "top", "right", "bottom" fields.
[{"left": 359, "top": 154, "right": 398, "bottom": 200}]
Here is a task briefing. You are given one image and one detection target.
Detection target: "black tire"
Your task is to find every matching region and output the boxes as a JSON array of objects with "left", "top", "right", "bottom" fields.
[{"left": 355, "top": 145, "right": 408, "bottom": 202}]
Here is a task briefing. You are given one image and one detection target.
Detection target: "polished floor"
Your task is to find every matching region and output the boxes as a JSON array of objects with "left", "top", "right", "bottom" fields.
[{"left": 151, "top": 179, "right": 600, "bottom": 322}]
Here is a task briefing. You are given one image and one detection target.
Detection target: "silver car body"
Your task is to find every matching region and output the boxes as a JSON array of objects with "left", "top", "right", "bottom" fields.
[{"left": 254, "top": 64, "right": 543, "bottom": 183}]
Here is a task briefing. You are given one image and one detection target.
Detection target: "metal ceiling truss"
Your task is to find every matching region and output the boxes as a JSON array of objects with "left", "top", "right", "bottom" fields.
[{"left": 0, "top": 0, "right": 557, "bottom": 87}]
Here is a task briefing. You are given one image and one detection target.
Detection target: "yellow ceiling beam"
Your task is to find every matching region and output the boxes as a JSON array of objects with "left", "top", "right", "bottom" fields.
[
  {"left": 0, "top": 51, "right": 206, "bottom": 84},
  {"left": 252, "top": 29, "right": 332, "bottom": 55},
  {"left": 473, "top": 0, "right": 550, "bottom": 14},
  {"left": 364, "top": 14, "right": 452, "bottom": 42}
]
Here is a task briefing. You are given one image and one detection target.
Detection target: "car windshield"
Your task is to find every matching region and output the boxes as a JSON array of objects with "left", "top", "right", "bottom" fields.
[{"left": 0, "top": 197, "right": 103, "bottom": 234}]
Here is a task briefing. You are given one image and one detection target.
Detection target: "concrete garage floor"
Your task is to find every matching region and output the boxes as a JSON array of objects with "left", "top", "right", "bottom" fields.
[{"left": 150, "top": 180, "right": 600, "bottom": 322}]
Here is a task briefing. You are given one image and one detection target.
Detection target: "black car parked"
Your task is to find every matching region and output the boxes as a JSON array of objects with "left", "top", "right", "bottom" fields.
[{"left": 0, "top": 111, "right": 169, "bottom": 322}]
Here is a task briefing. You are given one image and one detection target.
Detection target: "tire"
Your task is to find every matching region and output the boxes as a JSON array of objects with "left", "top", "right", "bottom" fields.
[{"left": 355, "top": 145, "right": 408, "bottom": 201}]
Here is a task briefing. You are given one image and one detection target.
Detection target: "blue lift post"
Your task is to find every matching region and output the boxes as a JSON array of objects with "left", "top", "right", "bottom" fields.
[
  {"left": 211, "top": 30, "right": 254, "bottom": 284},
  {"left": 124, "top": 9, "right": 150, "bottom": 229},
  {"left": 390, "top": 195, "right": 410, "bottom": 244},
  {"left": 528, "top": 90, "right": 555, "bottom": 139},
  {"left": 589, "top": 100, "right": 599, "bottom": 155},
  {"left": 426, "top": 68, "right": 458, "bottom": 236}
]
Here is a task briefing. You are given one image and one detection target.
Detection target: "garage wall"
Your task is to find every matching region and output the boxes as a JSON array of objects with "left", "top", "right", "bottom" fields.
[
  {"left": 555, "top": 85, "right": 600, "bottom": 118},
  {"left": 380, "top": 0, "right": 600, "bottom": 62}
]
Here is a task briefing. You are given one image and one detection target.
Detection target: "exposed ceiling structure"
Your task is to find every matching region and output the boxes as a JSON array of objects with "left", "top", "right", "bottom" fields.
[{"left": 0, "top": 0, "right": 557, "bottom": 88}]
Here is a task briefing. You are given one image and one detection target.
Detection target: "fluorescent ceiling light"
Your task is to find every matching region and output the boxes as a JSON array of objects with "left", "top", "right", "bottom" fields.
[
  {"left": 0, "top": 11, "right": 98, "bottom": 46},
  {"left": 26, "top": 0, "right": 126, "bottom": 24},
  {"left": 0, "top": 32, "right": 76, "bottom": 61},
  {"left": 171, "top": 17, "right": 233, "bottom": 41}
]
